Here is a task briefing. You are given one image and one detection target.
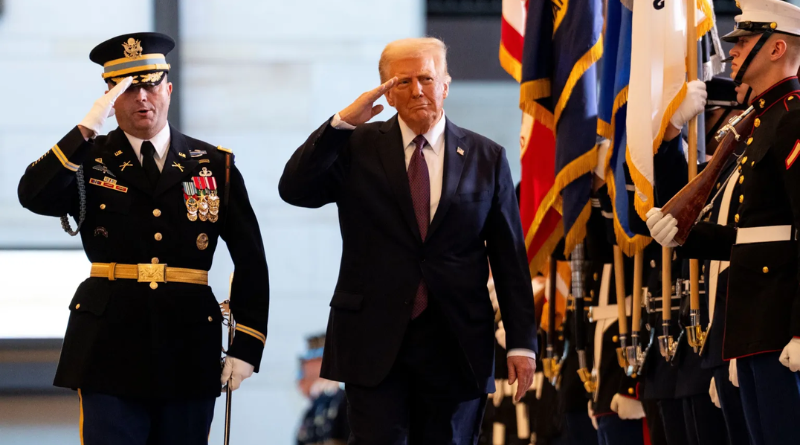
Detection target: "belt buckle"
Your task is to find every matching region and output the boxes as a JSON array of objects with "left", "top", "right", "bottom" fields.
[{"left": 138, "top": 263, "right": 167, "bottom": 289}]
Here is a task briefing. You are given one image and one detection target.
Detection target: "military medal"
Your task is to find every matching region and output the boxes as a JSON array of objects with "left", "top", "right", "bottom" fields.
[
  {"left": 183, "top": 181, "right": 199, "bottom": 221},
  {"left": 193, "top": 175, "right": 209, "bottom": 221},
  {"left": 206, "top": 176, "right": 220, "bottom": 223}
]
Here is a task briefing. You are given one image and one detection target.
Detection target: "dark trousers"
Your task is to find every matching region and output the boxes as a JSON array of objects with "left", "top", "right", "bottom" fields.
[
  {"left": 657, "top": 398, "right": 689, "bottom": 445},
  {"left": 642, "top": 399, "right": 668, "bottom": 445},
  {"left": 712, "top": 366, "right": 750, "bottom": 445},
  {"left": 345, "top": 303, "right": 487, "bottom": 445},
  {"left": 681, "top": 393, "right": 729, "bottom": 445},
  {"left": 736, "top": 351, "right": 800, "bottom": 445},
  {"left": 79, "top": 390, "right": 215, "bottom": 445},
  {"left": 553, "top": 410, "right": 599, "bottom": 445},
  {"left": 596, "top": 414, "right": 644, "bottom": 445}
]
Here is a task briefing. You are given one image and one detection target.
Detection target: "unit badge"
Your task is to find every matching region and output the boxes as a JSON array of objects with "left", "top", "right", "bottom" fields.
[{"left": 197, "top": 233, "right": 209, "bottom": 250}]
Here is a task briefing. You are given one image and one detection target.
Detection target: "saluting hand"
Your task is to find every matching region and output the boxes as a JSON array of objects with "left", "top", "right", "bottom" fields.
[
  {"left": 338, "top": 77, "right": 398, "bottom": 127},
  {"left": 507, "top": 355, "right": 536, "bottom": 403},
  {"left": 78, "top": 76, "right": 134, "bottom": 140}
]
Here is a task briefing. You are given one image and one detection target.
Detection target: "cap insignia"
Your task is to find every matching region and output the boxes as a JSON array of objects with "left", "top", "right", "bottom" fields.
[
  {"left": 122, "top": 38, "right": 143, "bottom": 59},
  {"left": 139, "top": 72, "right": 164, "bottom": 83}
]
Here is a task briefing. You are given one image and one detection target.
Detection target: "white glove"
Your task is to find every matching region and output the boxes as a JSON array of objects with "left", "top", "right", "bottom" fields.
[
  {"left": 646, "top": 208, "right": 679, "bottom": 247},
  {"left": 78, "top": 76, "right": 133, "bottom": 138},
  {"left": 587, "top": 401, "right": 599, "bottom": 430},
  {"left": 709, "top": 377, "right": 721, "bottom": 408},
  {"left": 220, "top": 356, "right": 255, "bottom": 391},
  {"left": 610, "top": 394, "right": 646, "bottom": 420},
  {"left": 670, "top": 80, "right": 707, "bottom": 130},
  {"left": 729, "top": 359, "right": 739, "bottom": 387},
  {"left": 779, "top": 338, "right": 800, "bottom": 372},
  {"left": 495, "top": 321, "right": 507, "bottom": 349}
]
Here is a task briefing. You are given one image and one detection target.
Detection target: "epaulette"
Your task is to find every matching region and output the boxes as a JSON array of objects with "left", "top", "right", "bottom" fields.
[
  {"left": 217, "top": 146, "right": 233, "bottom": 154},
  {"left": 782, "top": 93, "right": 800, "bottom": 112}
]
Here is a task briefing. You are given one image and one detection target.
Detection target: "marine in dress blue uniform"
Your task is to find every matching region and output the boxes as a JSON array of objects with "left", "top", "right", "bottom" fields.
[
  {"left": 17, "top": 32, "right": 269, "bottom": 445},
  {"left": 648, "top": 2, "right": 800, "bottom": 443}
]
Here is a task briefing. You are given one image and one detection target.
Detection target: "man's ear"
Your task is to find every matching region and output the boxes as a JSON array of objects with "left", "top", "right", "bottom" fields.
[
  {"left": 385, "top": 88, "right": 395, "bottom": 107},
  {"left": 772, "top": 39, "right": 789, "bottom": 60},
  {"left": 167, "top": 82, "right": 173, "bottom": 96},
  {"left": 442, "top": 80, "right": 450, "bottom": 100}
]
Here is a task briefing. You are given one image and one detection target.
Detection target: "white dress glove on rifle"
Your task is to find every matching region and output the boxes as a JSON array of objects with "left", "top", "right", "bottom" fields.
[
  {"left": 220, "top": 356, "right": 254, "bottom": 391},
  {"left": 610, "top": 394, "right": 646, "bottom": 420},
  {"left": 78, "top": 76, "right": 133, "bottom": 138},
  {"left": 729, "top": 359, "right": 739, "bottom": 387},
  {"left": 709, "top": 377, "right": 721, "bottom": 408},
  {"left": 670, "top": 80, "right": 707, "bottom": 130},
  {"left": 646, "top": 208, "right": 679, "bottom": 247},
  {"left": 779, "top": 338, "right": 800, "bottom": 372}
]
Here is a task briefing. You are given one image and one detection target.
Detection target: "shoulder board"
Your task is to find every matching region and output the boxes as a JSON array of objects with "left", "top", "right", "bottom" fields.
[{"left": 217, "top": 146, "right": 233, "bottom": 154}]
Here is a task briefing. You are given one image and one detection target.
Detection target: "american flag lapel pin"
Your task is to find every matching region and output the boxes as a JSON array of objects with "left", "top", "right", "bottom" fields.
[{"left": 457, "top": 147, "right": 464, "bottom": 156}]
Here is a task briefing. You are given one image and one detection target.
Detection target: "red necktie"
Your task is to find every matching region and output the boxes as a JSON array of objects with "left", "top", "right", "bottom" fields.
[{"left": 408, "top": 135, "right": 430, "bottom": 319}]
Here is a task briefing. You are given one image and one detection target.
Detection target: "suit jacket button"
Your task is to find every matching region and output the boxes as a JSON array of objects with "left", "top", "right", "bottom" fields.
[
  {"left": 99, "top": 204, "right": 106, "bottom": 210},
  {"left": 154, "top": 232, "right": 163, "bottom": 241},
  {"left": 153, "top": 209, "right": 162, "bottom": 217}
]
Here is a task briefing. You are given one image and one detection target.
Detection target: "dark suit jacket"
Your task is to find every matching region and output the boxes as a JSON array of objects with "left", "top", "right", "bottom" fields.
[{"left": 279, "top": 115, "right": 538, "bottom": 392}]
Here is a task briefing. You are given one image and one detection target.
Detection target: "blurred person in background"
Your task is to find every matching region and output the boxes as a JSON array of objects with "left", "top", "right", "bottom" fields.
[{"left": 296, "top": 334, "right": 350, "bottom": 445}]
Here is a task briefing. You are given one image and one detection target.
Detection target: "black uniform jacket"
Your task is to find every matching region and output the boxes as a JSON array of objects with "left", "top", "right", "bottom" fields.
[
  {"left": 18, "top": 125, "right": 269, "bottom": 399},
  {"left": 279, "top": 115, "right": 538, "bottom": 392},
  {"left": 682, "top": 76, "right": 800, "bottom": 359},
  {"left": 587, "top": 197, "right": 640, "bottom": 415}
]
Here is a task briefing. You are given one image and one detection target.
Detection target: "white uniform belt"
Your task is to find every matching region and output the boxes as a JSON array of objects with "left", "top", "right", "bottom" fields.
[{"left": 735, "top": 225, "right": 793, "bottom": 244}]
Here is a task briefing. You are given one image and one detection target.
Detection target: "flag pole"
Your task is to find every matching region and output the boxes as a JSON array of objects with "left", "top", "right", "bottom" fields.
[{"left": 685, "top": 0, "right": 707, "bottom": 353}]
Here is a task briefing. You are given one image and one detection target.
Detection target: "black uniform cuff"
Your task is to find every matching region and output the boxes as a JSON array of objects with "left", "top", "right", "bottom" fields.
[{"left": 228, "top": 329, "right": 265, "bottom": 373}]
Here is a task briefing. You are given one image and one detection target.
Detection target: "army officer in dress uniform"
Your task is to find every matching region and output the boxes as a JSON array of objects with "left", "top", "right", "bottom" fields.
[
  {"left": 17, "top": 32, "right": 270, "bottom": 445},
  {"left": 647, "top": 1, "right": 800, "bottom": 443}
]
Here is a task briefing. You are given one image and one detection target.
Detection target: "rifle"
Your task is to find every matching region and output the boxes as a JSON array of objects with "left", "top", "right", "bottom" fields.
[
  {"left": 571, "top": 243, "right": 596, "bottom": 393},
  {"left": 542, "top": 256, "right": 561, "bottom": 384}
]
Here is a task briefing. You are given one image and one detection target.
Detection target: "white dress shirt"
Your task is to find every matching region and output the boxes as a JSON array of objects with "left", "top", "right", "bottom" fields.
[
  {"left": 123, "top": 122, "right": 171, "bottom": 172},
  {"left": 331, "top": 113, "right": 535, "bottom": 360}
]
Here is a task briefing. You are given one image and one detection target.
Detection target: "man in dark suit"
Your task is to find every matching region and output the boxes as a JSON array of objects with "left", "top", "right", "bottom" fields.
[
  {"left": 279, "top": 37, "right": 538, "bottom": 444},
  {"left": 17, "top": 33, "right": 269, "bottom": 445}
]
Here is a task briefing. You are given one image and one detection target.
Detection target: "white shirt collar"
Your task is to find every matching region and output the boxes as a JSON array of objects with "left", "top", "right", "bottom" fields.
[
  {"left": 398, "top": 111, "right": 446, "bottom": 155},
  {"left": 124, "top": 123, "right": 172, "bottom": 161}
]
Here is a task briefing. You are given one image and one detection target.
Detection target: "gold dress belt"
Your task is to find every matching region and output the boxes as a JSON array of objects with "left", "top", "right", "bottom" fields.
[{"left": 90, "top": 262, "right": 208, "bottom": 289}]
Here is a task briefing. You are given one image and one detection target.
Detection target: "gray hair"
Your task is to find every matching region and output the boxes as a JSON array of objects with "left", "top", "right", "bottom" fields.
[{"left": 378, "top": 37, "right": 452, "bottom": 83}]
